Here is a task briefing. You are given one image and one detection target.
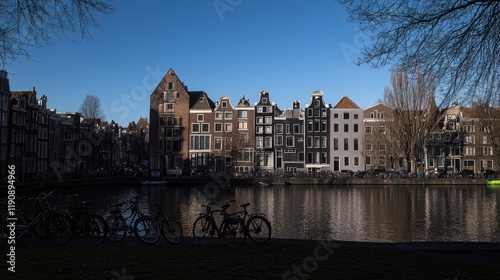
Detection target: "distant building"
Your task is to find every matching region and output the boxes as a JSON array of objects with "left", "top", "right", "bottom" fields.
[
  {"left": 331, "top": 96, "right": 364, "bottom": 172},
  {"left": 0, "top": 70, "right": 10, "bottom": 177},
  {"left": 274, "top": 100, "right": 305, "bottom": 172},
  {"left": 304, "top": 90, "right": 330, "bottom": 172},
  {"left": 254, "top": 91, "right": 281, "bottom": 172}
]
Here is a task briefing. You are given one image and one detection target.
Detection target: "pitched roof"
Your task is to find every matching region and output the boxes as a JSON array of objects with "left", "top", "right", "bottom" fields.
[
  {"left": 333, "top": 96, "right": 360, "bottom": 109},
  {"left": 189, "top": 91, "right": 216, "bottom": 110}
]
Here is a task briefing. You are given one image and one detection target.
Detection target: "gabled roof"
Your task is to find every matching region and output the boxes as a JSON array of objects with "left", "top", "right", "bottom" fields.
[
  {"left": 189, "top": 91, "right": 216, "bottom": 110},
  {"left": 11, "top": 89, "right": 37, "bottom": 103},
  {"left": 333, "top": 96, "right": 360, "bottom": 109}
]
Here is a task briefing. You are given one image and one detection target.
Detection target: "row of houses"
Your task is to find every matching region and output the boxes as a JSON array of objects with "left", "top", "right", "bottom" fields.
[
  {"left": 149, "top": 68, "right": 499, "bottom": 176},
  {"left": 0, "top": 70, "right": 149, "bottom": 181}
]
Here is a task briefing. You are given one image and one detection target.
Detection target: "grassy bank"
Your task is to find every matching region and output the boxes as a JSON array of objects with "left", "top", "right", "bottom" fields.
[{"left": 2, "top": 241, "right": 499, "bottom": 279}]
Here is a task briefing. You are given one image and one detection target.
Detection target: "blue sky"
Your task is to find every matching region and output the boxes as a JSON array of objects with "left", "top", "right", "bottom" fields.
[{"left": 5, "top": 0, "right": 391, "bottom": 126}]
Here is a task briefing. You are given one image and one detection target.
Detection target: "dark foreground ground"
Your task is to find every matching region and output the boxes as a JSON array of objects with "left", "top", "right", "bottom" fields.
[{"left": 1, "top": 236, "right": 500, "bottom": 280}]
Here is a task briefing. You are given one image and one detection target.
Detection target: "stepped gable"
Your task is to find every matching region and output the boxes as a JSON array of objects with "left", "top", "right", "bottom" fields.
[{"left": 333, "top": 96, "right": 360, "bottom": 109}]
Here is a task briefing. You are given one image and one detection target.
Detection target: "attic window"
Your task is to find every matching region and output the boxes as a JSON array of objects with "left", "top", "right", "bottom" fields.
[
  {"left": 199, "top": 97, "right": 204, "bottom": 102},
  {"left": 168, "top": 83, "right": 173, "bottom": 90},
  {"left": 262, "top": 97, "right": 268, "bottom": 103},
  {"left": 222, "top": 101, "right": 227, "bottom": 108}
]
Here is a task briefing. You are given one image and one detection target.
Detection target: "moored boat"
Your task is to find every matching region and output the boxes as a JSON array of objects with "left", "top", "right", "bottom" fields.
[
  {"left": 140, "top": 180, "right": 168, "bottom": 186},
  {"left": 486, "top": 179, "right": 500, "bottom": 188}
]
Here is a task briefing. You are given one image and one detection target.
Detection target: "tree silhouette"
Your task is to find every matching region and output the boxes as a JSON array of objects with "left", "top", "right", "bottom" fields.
[
  {"left": 338, "top": 0, "right": 499, "bottom": 107},
  {"left": 0, "top": 0, "right": 114, "bottom": 65}
]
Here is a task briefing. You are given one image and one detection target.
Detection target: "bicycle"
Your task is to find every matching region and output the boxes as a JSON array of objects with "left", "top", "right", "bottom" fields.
[
  {"left": 2, "top": 189, "right": 75, "bottom": 245},
  {"left": 105, "top": 196, "right": 160, "bottom": 245},
  {"left": 229, "top": 202, "right": 272, "bottom": 244},
  {"left": 153, "top": 204, "right": 183, "bottom": 244},
  {"left": 59, "top": 194, "right": 108, "bottom": 246},
  {"left": 192, "top": 200, "right": 246, "bottom": 247}
]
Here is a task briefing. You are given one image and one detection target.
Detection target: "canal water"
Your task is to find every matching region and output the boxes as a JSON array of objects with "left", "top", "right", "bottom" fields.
[{"left": 47, "top": 183, "right": 500, "bottom": 242}]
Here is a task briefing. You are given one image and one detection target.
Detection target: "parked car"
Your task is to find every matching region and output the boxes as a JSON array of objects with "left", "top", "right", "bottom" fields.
[{"left": 165, "top": 168, "right": 182, "bottom": 176}]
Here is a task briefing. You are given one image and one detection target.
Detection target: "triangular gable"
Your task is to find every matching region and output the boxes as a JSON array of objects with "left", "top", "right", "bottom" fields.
[{"left": 333, "top": 96, "right": 360, "bottom": 109}]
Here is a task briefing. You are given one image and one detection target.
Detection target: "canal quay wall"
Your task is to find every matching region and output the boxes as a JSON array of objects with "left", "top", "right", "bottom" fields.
[{"left": 10, "top": 176, "right": 489, "bottom": 193}]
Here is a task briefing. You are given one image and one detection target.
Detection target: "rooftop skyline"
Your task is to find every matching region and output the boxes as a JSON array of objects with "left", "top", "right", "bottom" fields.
[{"left": 5, "top": 0, "right": 391, "bottom": 126}]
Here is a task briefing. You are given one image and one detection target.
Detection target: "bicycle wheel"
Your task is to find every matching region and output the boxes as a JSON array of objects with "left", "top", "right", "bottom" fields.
[
  {"left": 106, "top": 215, "right": 127, "bottom": 242},
  {"left": 1, "top": 213, "right": 27, "bottom": 239},
  {"left": 223, "top": 217, "right": 246, "bottom": 248},
  {"left": 85, "top": 214, "right": 108, "bottom": 246},
  {"left": 45, "top": 213, "right": 74, "bottom": 246},
  {"left": 134, "top": 216, "right": 160, "bottom": 245},
  {"left": 161, "top": 217, "right": 183, "bottom": 245},
  {"left": 192, "top": 216, "right": 214, "bottom": 245},
  {"left": 246, "top": 216, "right": 271, "bottom": 243}
]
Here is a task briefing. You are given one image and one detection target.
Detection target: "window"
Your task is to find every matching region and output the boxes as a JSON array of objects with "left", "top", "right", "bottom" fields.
[
  {"left": 343, "top": 112, "right": 349, "bottom": 119},
  {"left": 222, "top": 101, "right": 227, "bottom": 108},
  {"left": 314, "top": 136, "right": 320, "bottom": 148},
  {"left": 354, "top": 124, "right": 359, "bottom": 133},
  {"left": 190, "top": 135, "right": 210, "bottom": 150},
  {"left": 314, "top": 100, "right": 320, "bottom": 107},
  {"left": 379, "top": 156, "right": 386, "bottom": 165},
  {"left": 215, "top": 112, "right": 223, "bottom": 119},
  {"left": 321, "top": 153, "right": 327, "bottom": 164},
  {"left": 482, "top": 135, "right": 490, "bottom": 144},
  {"left": 225, "top": 112, "right": 232, "bottom": 119},
  {"left": 464, "top": 160, "right": 474, "bottom": 167},
  {"left": 214, "top": 137, "right": 222, "bottom": 150},
  {"left": 307, "top": 121, "right": 313, "bottom": 132},
  {"left": 482, "top": 160, "right": 493, "bottom": 168},
  {"left": 321, "top": 120, "right": 327, "bottom": 132},
  {"left": 321, "top": 109, "right": 327, "bottom": 117},
  {"left": 293, "top": 124, "right": 300, "bottom": 134},
  {"left": 275, "top": 135, "right": 283, "bottom": 146},
  {"left": 334, "top": 138, "right": 338, "bottom": 150},
  {"left": 307, "top": 108, "right": 313, "bottom": 117},
  {"left": 334, "top": 113, "right": 338, "bottom": 118},
  {"left": 464, "top": 147, "right": 475, "bottom": 155},
  {"left": 276, "top": 124, "right": 283, "bottom": 134},
  {"left": 166, "top": 103, "right": 174, "bottom": 111},
  {"left": 482, "top": 146, "right": 493, "bottom": 156},
  {"left": 238, "top": 110, "right": 248, "bottom": 118},
  {"left": 379, "top": 144, "right": 386, "bottom": 152},
  {"left": 344, "top": 157, "right": 349, "bottom": 166},
  {"left": 378, "top": 126, "right": 386, "bottom": 134},
  {"left": 265, "top": 126, "right": 272, "bottom": 133},
  {"left": 334, "top": 123, "right": 339, "bottom": 132},
  {"left": 354, "top": 157, "right": 359, "bottom": 166},
  {"left": 366, "top": 156, "right": 371, "bottom": 165},
  {"left": 464, "top": 135, "right": 475, "bottom": 144},
  {"left": 265, "top": 137, "right": 272, "bottom": 148},
  {"left": 201, "top": 123, "right": 209, "bottom": 132},
  {"left": 464, "top": 125, "right": 474, "bottom": 132},
  {"left": 354, "top": 138, "right": 359, "bottom": 150},
  {"left": 366, "top": 126, "right": 372, "bottom": 134},
  {"left": 314, "top": 120, "right": 320, "bottom": 131},
  {"left": 344, "top": 124, "right": 349, "bottom": 132},
  {"left": 354, "top": 114, "right": 358, "bottom": 119},
  {"left": 168, "top": 82, "right": 173, "bottom": 89},
  {"left": 192, "top": 123, "right": 200, "bottom": 133},
  {"left": 214, "top": 123, "right": 222, "bottom": 132},
  {"left": 257, "top": 117, "right": 264, "bottom": 124},
  {"left": 344, "top": 138, "right": 348, "bottom": 150},
  {"left": 265, "top": 116, "right": 272, "bottom": 124},
  {"left": 286, "top": 136, "right": 294, "bottom": 147},
  {"left": 321, "top": 136, "right": 327, "bottom": 148},
  {"left": 262, "top": 97, "right": 268, "bottom": 103},
  {"left": 238, "top": 122, "right": 248, "bottom": 129},
  {"left": 256, "top": 137, "right": 263, "bottom": 148},
  {"left": 225, "top": 123, "right": 232, "bottom": 132},
  {"left": 197, "top": 114, "right": 204, "bottom": 122}
]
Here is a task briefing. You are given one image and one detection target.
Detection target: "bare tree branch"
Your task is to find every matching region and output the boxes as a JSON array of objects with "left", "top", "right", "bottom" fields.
[
  {"left": 0, "top": 0, "right": 114, "bottom": 66},
  {"left": 338, "top": 0, "right": 500, "bottom": 107}
]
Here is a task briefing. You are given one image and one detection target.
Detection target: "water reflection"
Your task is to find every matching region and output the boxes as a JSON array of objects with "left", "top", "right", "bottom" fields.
[{"left": 47, "top": 184, "right": 500, "bottom": 242}]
